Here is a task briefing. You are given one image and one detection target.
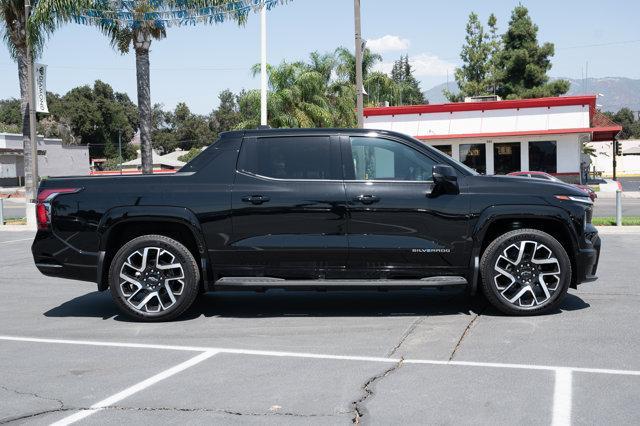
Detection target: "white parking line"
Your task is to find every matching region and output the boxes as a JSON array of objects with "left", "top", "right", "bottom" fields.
[
  {"left": 552, "top": 368, "right": 572, "bottom": 426},
  {"left": 50, "top": 350, "right": 218, "bottom": 426},
  {"left": 1, "top": 335, "right": 639, "bottom": 424},
  {"left": 2, "top": 335, "right": 639, "bottom": 376},
  {"left": 0, "top": 237, "right": 33, "bottom": 244}
]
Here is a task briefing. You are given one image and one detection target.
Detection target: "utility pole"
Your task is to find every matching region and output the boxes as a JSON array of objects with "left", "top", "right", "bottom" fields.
[
  {"left": 260, "top": 1, "right": 267, "bottom": 126},
  {"left": 118, "top": 130, "right": 123, "bottom": 175},
  {"left": 612, "top": 139, "right": 617, "bottom": 181},
  {"left": 24, "top": 0, "right": 39, "bottom": 202},
  {"left": 354, "top": 0, "right": 364, "bottom": 128}
]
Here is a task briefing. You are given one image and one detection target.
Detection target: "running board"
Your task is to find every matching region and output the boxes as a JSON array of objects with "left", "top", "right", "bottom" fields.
[{"left": 213, "top": 276, "right": 467, "bottom": 290}]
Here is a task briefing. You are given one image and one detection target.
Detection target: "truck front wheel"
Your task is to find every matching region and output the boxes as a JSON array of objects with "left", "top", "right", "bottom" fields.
[
  {"left": 108, "top": 234, "right": 200, "bottom": 321},
  {"left": 480, "top": 228, "right": 572, "bottom": 315}
]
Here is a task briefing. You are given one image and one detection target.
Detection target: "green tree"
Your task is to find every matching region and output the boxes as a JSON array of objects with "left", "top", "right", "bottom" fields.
[
  {"left": 237, "top": 52, "right": 357, "bottom": 129},
  {"left": 211, "top": 89, "right": 241, "bottom": 133},
  {"left": 151, "top": 102, "right": 216, "bottom": 153},
  {"left": 335, "top": 46, "right": 382, "bottom": 84},
  {"left": 494, "top": 5, "right": 569, "bottom": 99},
  {"left": 486, "top": 13, "right": 501, "bottom": 95},
  {"left": 49, "top": 81, "right": 138, "bottom": 158},
  {"left": 445, "top": 12, "right": 492, "bottom": 102},
  {"left": 389, "top": 55, "right": 425, "bottom": 105},
  {"left": 0, "top": 98, "right": 21, "bottom": 126},
  {"left": 605, "top": 108, "right": 640, "bottom": 140}
]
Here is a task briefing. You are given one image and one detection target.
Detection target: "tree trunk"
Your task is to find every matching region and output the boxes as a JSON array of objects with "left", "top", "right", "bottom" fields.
[
  {"left": 135, "top": 46, "right": 153, "bottom": 174},
  {"left": 17, "top": 44, "right": 35, "bottom": 199}
]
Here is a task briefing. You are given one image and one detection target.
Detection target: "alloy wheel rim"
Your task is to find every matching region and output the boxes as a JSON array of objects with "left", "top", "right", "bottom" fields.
[
  {"left": 119, "top": 247, "right": 185, "bottom": 313},
  {"left": 493, "top": 240, "right": 561, "bottom": 308}
]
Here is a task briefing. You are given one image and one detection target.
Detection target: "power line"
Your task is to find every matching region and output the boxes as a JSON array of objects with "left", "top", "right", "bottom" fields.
[{"left": 557, "top": 39, "right": 640, "bottom": 50}]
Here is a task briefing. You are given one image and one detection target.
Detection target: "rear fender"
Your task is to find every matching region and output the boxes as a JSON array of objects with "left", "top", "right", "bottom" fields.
[{"left": 96, "top": 206, "right": 209, "bottom": 290}]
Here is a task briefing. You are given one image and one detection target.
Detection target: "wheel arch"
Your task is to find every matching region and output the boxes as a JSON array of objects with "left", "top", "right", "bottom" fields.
[
  {"left": 96, "top": 206, "right": 210, "bottom": 291},
  {"left": 469, "top": 205, "right": 580, "bottom": 294}
]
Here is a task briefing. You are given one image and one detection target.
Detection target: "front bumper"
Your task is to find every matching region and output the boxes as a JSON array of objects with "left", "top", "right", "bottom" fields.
[{"left": 576, "top": 225, "right": 600, "bottom": 284}]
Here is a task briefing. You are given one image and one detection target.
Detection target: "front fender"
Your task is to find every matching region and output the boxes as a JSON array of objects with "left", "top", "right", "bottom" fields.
[
  {"left": 472, "top": 204, "right": 578, "bottom": 248},
  {"left": 467, "top": 204, "right": 579, "bottom": 295}
]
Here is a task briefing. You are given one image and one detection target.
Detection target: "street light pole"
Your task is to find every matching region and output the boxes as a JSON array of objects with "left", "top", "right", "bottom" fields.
[
  {"left": 354, "top": 0, "right": 364, "bottom": 128},
  {"left": 260, "top": 2, "right": 267, "bottom": 126},
  {"left": 24, "top": 0, "right": 39, "bottom": 202}
]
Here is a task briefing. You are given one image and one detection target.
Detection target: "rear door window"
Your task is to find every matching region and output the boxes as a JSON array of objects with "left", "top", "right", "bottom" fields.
[{"left": 238, "top": 136, "right": 335, "bottom": 180}]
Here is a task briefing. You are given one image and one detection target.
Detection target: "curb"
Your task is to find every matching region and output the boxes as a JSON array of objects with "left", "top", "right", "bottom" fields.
[
  {"left": 0, "top": 225, "right": 36, "bottom": 232},
  {"left": 595, "top": 226, "right": 640, "bottom": 234}
]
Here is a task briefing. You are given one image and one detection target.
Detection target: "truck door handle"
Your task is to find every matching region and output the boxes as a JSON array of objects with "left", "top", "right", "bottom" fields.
[
  {"left": 242, "top": 195, "right": 270, "bottom": 205},
  {"left": 354, "top": 194, "right": 380, "bottom": 204}
]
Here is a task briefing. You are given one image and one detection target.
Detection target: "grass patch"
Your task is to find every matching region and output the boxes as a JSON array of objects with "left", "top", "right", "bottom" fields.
[{"left": 592, "top": 216, "right": 640, "bottom": 226}]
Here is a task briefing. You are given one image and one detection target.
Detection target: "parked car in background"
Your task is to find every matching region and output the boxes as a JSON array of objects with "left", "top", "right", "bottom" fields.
[{"left": 508, "top": 171, "right": 597, "bottom": 202}]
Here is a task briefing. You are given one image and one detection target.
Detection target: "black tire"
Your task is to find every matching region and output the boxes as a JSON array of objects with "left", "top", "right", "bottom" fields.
[
  {"left": 109, "top": 235, "right": 200, "bottom": 322},
  {"left": 480, "top": 228, "right": 571, "bottom": 316}
]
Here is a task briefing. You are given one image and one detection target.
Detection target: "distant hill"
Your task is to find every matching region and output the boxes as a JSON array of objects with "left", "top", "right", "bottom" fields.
[{"left": 423, "top": 77, "right": 640, "bottom": 112}]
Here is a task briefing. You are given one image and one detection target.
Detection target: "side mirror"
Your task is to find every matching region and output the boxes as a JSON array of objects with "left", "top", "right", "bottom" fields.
[{"left": 432, "top": 164, "right": 459, "bottom": 195}]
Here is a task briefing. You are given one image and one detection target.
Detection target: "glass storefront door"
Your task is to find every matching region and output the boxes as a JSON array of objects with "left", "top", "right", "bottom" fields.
[{"left": 459, "top": 143, "right": 486, "bottom": 174}]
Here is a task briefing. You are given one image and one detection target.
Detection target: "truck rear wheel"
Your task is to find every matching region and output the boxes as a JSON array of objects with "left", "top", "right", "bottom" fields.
[
  {"left": 108, "top": 235, "right": 200, "bottom": 322},
  {"left": 480, "top": 228, "right": 571, "bottom": 315}
]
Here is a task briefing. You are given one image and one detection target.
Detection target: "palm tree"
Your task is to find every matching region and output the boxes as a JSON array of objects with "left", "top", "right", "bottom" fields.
[
  {"left": 239, "top": 53, "right": 356, "bottom": 129},
  {"left": 33, "top": 0, "right": 250, "bottom": 174},
  {"left": 335, "top": 46, "right": 382, "bottom": 85},
  {"left": 1, "top": 0, "right": 48, "bottom": 200}
]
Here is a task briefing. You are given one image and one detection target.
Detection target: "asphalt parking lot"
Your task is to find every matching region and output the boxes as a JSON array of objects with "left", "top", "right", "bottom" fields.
[{"left": 1, "top": 231, "right": 639, "bottom": 425}]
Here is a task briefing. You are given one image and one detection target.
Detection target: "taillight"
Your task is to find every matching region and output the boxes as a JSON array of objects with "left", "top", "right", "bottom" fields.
[{"left": 36, "top": 188, "right": 81, "bottom": 230}]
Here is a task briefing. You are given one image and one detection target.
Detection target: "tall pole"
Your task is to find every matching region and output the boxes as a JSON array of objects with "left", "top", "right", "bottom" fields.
[
  {"left": 24, "top": 0, "right": 39, "bottom": 202},
  {"left": 118, "top": 130, "right": 123, "bottom": 175},
  {"left": 354, "top": 0, "right": 364, "bottom": 128},
  {"left": 260, "top": 2, "right": 267, "bottom": 126},
  {"left": 612, "top": 139, "right": 617, "bottom": 181}
]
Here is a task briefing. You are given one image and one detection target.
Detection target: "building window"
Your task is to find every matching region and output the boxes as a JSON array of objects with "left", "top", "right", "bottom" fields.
[
  {"left": 459, "top": 143, "right": 486, "bottom": 174},
  {"left": 493, "top": 142, "right": 521, "bottom": 174},
  {"left": 433, "top": 145, "right": 452, "bottom": 157},
  {"left": 529, "top": 141, "right": 557, "bottom": 173}
]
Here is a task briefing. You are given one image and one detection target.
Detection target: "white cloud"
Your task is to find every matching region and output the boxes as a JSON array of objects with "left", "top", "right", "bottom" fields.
[
  {"left": 366, "top": 35, "right": 410, "bottom": 53},
  {"left": 374, "top": 53, "right": 456, "bottom": 78}
]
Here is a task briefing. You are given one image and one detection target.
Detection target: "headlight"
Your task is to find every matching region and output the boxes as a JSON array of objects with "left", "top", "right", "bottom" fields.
[{"left": 554, "top": 195, "right": 593, "bottom": 205}]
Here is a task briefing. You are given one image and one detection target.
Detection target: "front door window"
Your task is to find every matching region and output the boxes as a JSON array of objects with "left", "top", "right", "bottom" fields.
[{"left": 349, "top": 137, "right": 436, "bottom": 181}]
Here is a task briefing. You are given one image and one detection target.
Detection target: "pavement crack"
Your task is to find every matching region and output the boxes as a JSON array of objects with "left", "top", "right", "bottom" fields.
[
  {"left": 0, "top": 385, "right": 67, "bottom": 424},
  {"left": 387, "top": 316, "right": 426, "bottom": 357},
  {"left": 350, "top": 358, "right": 404, "bottom": 425},
  {"left": 448, "top": 303, "right": 486, "bottom": 361},
  {"left": 0, "top": 409, "right": 74, "bottom": 425},
  {"left": 102, "top": 406, "right": 342, "bottom": 418}
]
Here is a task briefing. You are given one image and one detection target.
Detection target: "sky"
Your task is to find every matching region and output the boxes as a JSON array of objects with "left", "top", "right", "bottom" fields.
[{"left": 1, "top": 0, "right": 639, "bottom": 114}]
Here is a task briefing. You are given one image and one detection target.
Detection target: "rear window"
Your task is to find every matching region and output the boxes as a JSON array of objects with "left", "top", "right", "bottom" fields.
[{"left": 238, "top": 136, "right": 333, "bottom": 180}]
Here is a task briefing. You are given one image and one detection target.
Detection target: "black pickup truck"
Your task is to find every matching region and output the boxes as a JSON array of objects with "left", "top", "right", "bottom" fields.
[{"left": 32, "top": 128, "right": 600, "bottom": 321}]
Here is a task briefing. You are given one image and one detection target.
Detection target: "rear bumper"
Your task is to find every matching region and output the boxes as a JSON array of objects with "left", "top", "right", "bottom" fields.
[
  {"left": 31, "top": 231, "right": 99, "bottom": 284},
  {"left": 575, "top": 226, "right": 600, "bottom": 285}
]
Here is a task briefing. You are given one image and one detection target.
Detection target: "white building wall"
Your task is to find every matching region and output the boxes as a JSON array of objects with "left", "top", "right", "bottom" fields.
[
  {"left": 364, "top": 104, "right": 590, "bottom": 137},
  {"left": 588, "top": 140, "right": 640, "bottom": 175},
  {"left": 0, "top": 133, "right": 89, "bottom": 179}
]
